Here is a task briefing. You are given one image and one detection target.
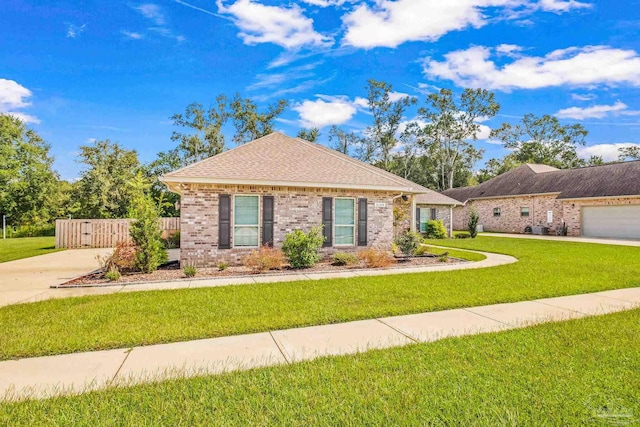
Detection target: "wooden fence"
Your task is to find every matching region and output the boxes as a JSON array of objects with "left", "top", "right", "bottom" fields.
[{"left": 55, "top": 218, "right": 180, "bottom": 249}]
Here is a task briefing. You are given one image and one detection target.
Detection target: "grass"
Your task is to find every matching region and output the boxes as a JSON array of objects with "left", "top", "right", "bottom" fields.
[
  {"left": 0, "top": 237, "right": 61, "bottom": 263},
  {"left": 423, "top": 244, "right": 487, "bottom": 261},
  {"left": 0, "top": 237, "right": 638, "bottom": 360},
  {"left": 1, "top": 309, "right": 638, "bottom": 425}
]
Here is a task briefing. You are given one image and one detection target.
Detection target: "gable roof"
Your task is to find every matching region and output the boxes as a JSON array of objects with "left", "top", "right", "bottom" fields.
[
  {"left": 442, "top": 161, "right": 640, "bottom": 203},
  {"left": 161, "top": 132, "right": 436, "bottom": 196}
]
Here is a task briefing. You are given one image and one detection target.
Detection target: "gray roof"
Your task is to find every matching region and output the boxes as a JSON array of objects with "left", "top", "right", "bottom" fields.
[
  {"left": 442, "top": 161, "right": 640, "bottom": 202},
  {"left": 414, "top": 192, "right": 461, "bottom": 206},
  {"left": 162, "top": 132, "right": 437, "bottom": 195}
]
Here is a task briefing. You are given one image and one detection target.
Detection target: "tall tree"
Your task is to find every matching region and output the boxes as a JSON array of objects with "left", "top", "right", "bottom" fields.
[
  {"left": 74, "top": 139, "right": 142, "bottom": 218},
  {"left": 144, "top": 150, "right": 182, "bottom": 217},
  {"left": 619, "top": 145, "right": 640, "bottom": 161},
  {"left": 490, "top": 114, "right": 588, "bottom": 169},
  {"left": 328, "top": 126, "right": 364, "bottom": 156},
  {"left": 170, "top": 96, "right": 229, "bottom": 165},
  {"left": 417, "top": 88, "right": 499, "bottom": 190},
  {"left": 230, "top": 94, "right": 288, "bottom": 144},
  {"left": 297, "top": 127, "right": 320, "bottom": 142},
  {"left": 0, "top": 114, "right": 60, "bottom": 226},
  {"left": 363, "top": 79, "right": 417, "bottom": 170}
]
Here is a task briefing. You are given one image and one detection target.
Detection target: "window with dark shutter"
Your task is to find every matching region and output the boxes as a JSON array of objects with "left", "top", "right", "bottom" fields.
[
  {"left": 262, "top": 196, "right": 274, "bottom": 247},
  {"left": 322, "top": 197, "right": 332, "bottom": 247},
  {"left": 416, "top": 207, "right": 421, "bottom": 232},
  {"left": 430, "top": 208, "right": 437, "bottom": 221},
  {"left": 218, "top": 194, "right": 231, "bottom": 249}
]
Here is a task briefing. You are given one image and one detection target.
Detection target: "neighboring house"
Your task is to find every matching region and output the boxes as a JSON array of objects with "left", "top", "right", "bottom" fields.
[
  {"left": 161, "top": 132, "right": 458, "bottom": 266},
  {"left": 442, "top": 162, "right": 640, "bottom": 239}
]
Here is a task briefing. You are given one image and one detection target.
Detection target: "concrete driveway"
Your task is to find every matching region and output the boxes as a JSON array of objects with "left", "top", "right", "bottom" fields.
[{"left": 0, "top": 248, "right": 179, "bottom": 308}]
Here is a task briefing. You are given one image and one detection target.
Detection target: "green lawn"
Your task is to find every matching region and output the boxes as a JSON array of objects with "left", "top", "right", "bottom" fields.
[
  {"left": 0, "top": 237, "right": 638, "bottom": 360},
  {"left": 0, "top": 237, "right": 61, "bottom": 263},
  {"left": 2, "top": 309, "right": 638, "bottom": 425}
]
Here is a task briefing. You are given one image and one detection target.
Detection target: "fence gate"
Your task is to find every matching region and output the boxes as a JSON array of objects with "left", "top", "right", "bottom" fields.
[{"left": 80, "top": 221, "right": 92, "bottom": 248}]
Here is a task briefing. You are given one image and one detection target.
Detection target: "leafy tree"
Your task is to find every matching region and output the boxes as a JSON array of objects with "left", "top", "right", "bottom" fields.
[
  {"left": 170, "top": 96, "right": 230, "bottom": 164},
  {"left": 328, "top": 126, "right": 365, "bottom": 155},
  {"left": 490, "top": 114, "right": 588, "bottom": 169},
  {"left": 297, "top": 127, "right": 320, "bottom": 142},
  {"left": 128, "top": 174, "right": 168, "bottom": 273},
  {"left": 143, "top": 151, "right": 182, "bottom": 217},
  {"left": 230, "top": 94, "right": 288, "bottom": 144},
  {"left": 0, "top": 114, "right": 60, "bottom": 226},
  {"left": 363, "top": 79, "right": 417, "bottom": 170},
  {"left": 619, "top": 145, "right": 640, "bottom": 161},
  {"left": 417, "top": 88, "right": 499, "bottom": 190},
  {"left": 74, "top": 139, "right": 142, "bottom": 218},
  {"left": 476, "top": 154, "right": 522, "bottom": 183}
]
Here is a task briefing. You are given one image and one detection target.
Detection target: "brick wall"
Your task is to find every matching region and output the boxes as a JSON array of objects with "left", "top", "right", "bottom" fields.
[
  {"left": 393, "top": 197, "right": 453, "bottom": 237},
  {"left": 561, "top": 197, "right": 640, "bottom": 236},
  {"left": 180, "top": 183, "right": 396, "bottom": 267}
]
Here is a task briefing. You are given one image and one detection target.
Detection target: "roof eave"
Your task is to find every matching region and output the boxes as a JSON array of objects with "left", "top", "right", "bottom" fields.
[{"left": 160, "top": 176, "right": 426, "bottom": 194}]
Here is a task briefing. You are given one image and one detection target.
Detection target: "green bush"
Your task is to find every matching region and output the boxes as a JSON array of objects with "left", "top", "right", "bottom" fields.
[
  {"left": 414, "top": 245, "right": 429, "bottom": 256},
  {"left": 217, "top": 261, "right": 228, "bottom": 271},
  {"left": 282, "top": 226, "right": 325, "bottom": 269},
  {"left": 468, "top": 208, "right": 479, "bottom": 239},
  {"left": 395, "top": 231, "right": 423, "bottom": 255},
  {"left": 129, "top": 193, "right": 168, "bottom": 274},
  {"left": 104, "top": 266, "right": 121, "bottom": 282},
  {"left": 183, "top": 264, "right": 197, "bottom": 278},
  {"left": 332, "top": 252, "right": 358, "bottom": 266},
  {"left": 5, "top": 224, "right": 55, "bottom": 238},
  {"left": 425, "top": 220, "right": 447, "bottom": 239},
  {"left": 455, "top": 232, "right": 471, "bottom": 239}
]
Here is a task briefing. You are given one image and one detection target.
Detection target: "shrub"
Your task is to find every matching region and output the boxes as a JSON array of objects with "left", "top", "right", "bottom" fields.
[
  {"left": 217, "top": 261, "right": 228, "bottom": 271},
  {"left": 6, "top": 224, "right": 55, "bottom": 238},
  {"left": 455, "top": 232, "right": 471, "bottom": 239},
  {"left": 163, "top": 231, "right": 181, "bottom": 249},
  {"left": 468, "top": 208, "right": 479, "bottom": 239},
  {"left": 414, "top": 245, "right": 429, "bottom": 256},
  {"left": 358, "top": 248, "right": 395, "bottom": 268},
  {"left": 95, "top": 241, "right": 137, "bottom": 272},
  {"left": 104, "top": 266, "right": 121, "bottom": 282},
  {"left": 439, "top": 253, "right": 449, "bottom": 263},
  {"left": 282, "top": 226, "right": 325, "bottom": 269},
  {"left": 332, "top": 252, "right": 358, "bottom": 266},
  {"left": 394, "top": 231, "right": 423, "bottom": 256},
  {"left": 243, "top": 246, "right": 286, "bottom": 272},
  {"left": 425, "top": 220, "right": 447, "bottom": 239},
  {"left": 391, "top": 242, "right": 400, "bottom": 256},
  {"left": 183, "top": 264, "right": 197, "bottom": 278},
  {"left": 129, "top": 193, "right": 168, "bottom": 273}
]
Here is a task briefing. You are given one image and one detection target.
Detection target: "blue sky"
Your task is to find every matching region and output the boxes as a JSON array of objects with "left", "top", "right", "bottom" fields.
[{"left": 1, "top": 0, "right": 639, "bottom": 180}]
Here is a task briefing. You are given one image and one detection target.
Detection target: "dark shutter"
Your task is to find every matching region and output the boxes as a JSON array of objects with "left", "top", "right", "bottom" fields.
[
  {"left": 262, "top": 196, "right": 274, "bottom": 247},
  {"left": 218, "top": 194, "right": 231, "bottom": 249},
  {"left": 416, "top": 207, "right": 421, "bottom": 232},
  {"left": 358, "top": 198, "right": 368, "bottom": 246},
  {"left": 322, "top": 197, "right": 332, "bottom": 247},
  {"left": 430, "top": 208, "right": 437, "bottom": 221}
]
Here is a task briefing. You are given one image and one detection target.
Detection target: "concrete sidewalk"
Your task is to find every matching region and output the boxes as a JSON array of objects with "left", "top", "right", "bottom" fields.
[
  {"left": 481, "top": 232, "right": 640, "bottom": 246},
  {"left": 1, "top": 287, "right": 638, "bottom": 401}
]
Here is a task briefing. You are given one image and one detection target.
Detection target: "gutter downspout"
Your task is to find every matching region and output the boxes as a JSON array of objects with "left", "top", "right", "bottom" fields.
[{"left": 449, "top": 205, "right": 454, "bottom": 237}]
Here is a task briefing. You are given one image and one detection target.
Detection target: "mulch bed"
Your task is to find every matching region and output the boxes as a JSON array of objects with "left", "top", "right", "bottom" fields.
[{"left": 62, "top": 253, "right": 465, "bottom": 287}]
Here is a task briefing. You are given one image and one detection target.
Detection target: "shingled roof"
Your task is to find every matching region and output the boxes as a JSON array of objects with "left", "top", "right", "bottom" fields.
[
  {"left": 162, "top": 133, "right": 457, "bottom": 204},
  {"left": 442, "top": 161, "right": 640, "bottom": 202}
]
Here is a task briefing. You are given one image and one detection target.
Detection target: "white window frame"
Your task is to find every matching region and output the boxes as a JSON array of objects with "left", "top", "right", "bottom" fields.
[
  {"left": 520, "top": 206, "right": 530, "bottom": 217},
  {"left": 419, "top": 208, "right": 429, "bottom": 233},
  {"left": 232, "top": 194, "right": 260, "bottom": 248},
  {"left": 333, "top": 197, "right": 356, "bottom": 247}
]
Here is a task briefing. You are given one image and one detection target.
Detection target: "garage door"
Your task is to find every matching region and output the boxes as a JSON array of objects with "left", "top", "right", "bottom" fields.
[{"left": 582, "top": 205, "right": 640, "bottom": 239}]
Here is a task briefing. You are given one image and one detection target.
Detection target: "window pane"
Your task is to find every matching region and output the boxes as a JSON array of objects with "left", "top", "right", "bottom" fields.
[
  {"left": 234, "top": 226, "right": 258, "bottom": 246},
  {"left": 234, "top": 196, "right": 258, "bottom": 225},
  {"left": 335, "top": 226, "right": 354, "bottom": 245},
  {"left": 419, "top": 208, "right": 428, "bottom": 232},
  {"left": 335, "top": 199, "right": 355, "bottom": 226}
]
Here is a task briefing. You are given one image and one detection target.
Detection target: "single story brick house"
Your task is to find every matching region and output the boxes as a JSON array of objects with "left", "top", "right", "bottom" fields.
[
  {"left": 442, "top": 162, "right": 640, "bottom": 239},
  {"left": 161, "top": 132, "right": 459, "bottom": 266}
]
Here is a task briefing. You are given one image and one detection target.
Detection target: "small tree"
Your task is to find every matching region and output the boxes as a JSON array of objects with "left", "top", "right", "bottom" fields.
[
  {"left": 468, "top": 208, "right": 479, "bottom": 239},
  {"left": 128, "top": 176, "right": 168, "bottom": 273},
  {"left": 282, "top": 226, "right": 325, "bottom": 268}
]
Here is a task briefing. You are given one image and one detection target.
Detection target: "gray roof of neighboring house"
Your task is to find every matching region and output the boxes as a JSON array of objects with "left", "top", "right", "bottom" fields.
[
  {"left": 162, "top": 132, "right": 441, "bottom": 197},
  {"left": 442, "top": 161, "right": 640, "bottom": 202},
  {"left": 414, "top": 192, "right": 461, "bottom": 206}
]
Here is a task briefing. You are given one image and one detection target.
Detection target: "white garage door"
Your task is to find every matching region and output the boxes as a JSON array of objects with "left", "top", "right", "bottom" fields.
[{"left": 582, "top": 205, "right": 640, "bottom": 239}]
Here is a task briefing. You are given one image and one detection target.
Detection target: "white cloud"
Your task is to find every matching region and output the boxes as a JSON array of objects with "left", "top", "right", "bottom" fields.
[
  {"left": 424, "top": 45, "right": 640, "bottom": 91},
  {"left": 300, "top": 0, "right": 353, "bottom": 6},
  {"left": 571, "top": 93, "right": 597, "bottom": 101},
  {"left": 578, "top": 143, "right": 640, "bottom": 161},
  {"left": 66, "top": 23, "right": 86, "bottom": 38},
  {"left": 555, "top": 101, "right": 629, "bottom": 119},
  {"left": 121, "top": 30, "right": 144, "bottom": 39},
  {"left": 293, "top": 95, "right": 364, "bottom": 128},
  {"left": 496, "top": 43, "right": 523, "bottom": 56},
  {"left": 136, "top": 4, "right": 165, "bottom": 25},
  {"left": 342, "top": 0, "right": 591, "bottom": 49},
  {"left": 217, "top": 0, "right": 331, "bottom": 49},
  {"left": 0, "top": 79, "right": 39, "bottom": 123}
]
